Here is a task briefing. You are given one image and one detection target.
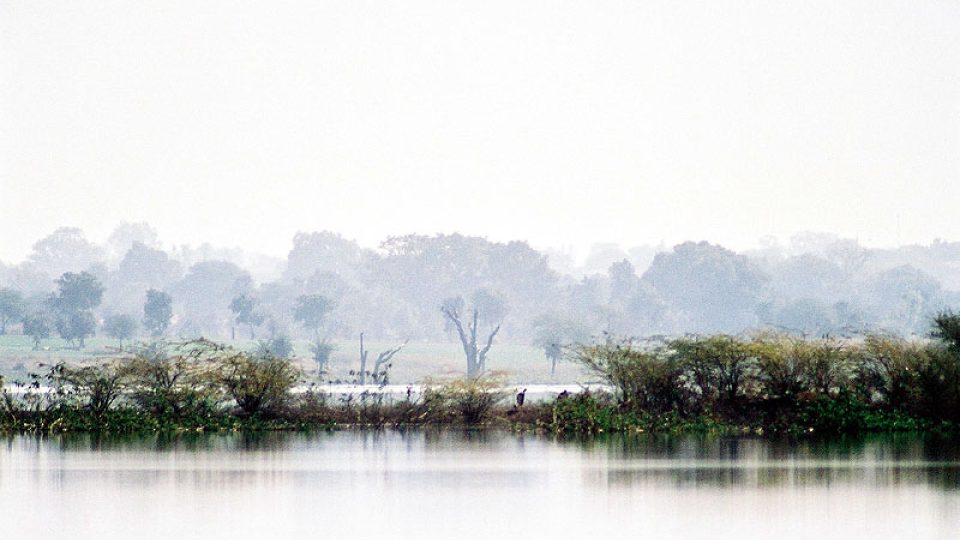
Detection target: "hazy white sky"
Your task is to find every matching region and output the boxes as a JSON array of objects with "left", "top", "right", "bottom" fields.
[{"left": 1, "top": 1, "right": 959, "bottom": 263}]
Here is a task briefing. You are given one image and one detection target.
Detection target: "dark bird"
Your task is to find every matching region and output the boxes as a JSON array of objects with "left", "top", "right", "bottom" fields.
[{"left": 516, "top": 388, "right": 527, "bottom": 408}]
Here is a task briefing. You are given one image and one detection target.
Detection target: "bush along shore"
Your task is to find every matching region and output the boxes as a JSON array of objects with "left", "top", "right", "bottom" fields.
[
  {"left": 4, "top": 313, "right": 960, "bottom": 437},
  {"left": 0, "top": 339, "right": 554, "bottom": 434},
  {"left": 556, "top": 312, "right": 960, "bottom": 436}
]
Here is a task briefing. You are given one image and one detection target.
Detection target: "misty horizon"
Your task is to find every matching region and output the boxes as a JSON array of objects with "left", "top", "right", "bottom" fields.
[
  {"left": 3, "top": 221, "right": 960, "bottom": 271},
  {"left": 2, "top": 220, "right": 958, "bottom": 348},
  {"left": 3, "top": 2, "right": 959, "bottom": 266}
]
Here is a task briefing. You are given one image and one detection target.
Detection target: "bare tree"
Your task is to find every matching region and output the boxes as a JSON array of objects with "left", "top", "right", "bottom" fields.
[
  {"left": 358, "top": 332, "right": 408, "bottom": 385},
  {"left": 441, "top": 300, "right": 501, "bottom": 378}
]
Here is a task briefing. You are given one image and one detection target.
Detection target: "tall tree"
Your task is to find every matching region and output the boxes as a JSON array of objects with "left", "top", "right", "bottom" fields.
[
  {"left": 284, "top": 231, "right": 369, "bottom": 281},
  {"left": 255, "top": 333, "right": 294, "bottom": 359},
  {"left": 642, "top": 241, "right": 768, "bottom": 333},
  {"left": 103, "top": 314, "right": 138, "bottom": 350},
  {"left": 357, "top": 332, "right": 407, "bottom": 385},
  {"left": 173, "top": 260, "right": 250, "bottom": 337},
  {"left": 143, "top": 289, "right": 173, "bottom": 337},
  {"left": 51, "top": 271, "right": 104, "bottom": 349},
  {"left": 106, "top": 222, "right": 160, "bottom": 261},
  {"left": 229, "top": 293, "right": 265, "bottom": 339},
  {"left": 28, "top": 227, "right": 103, "bottom": 278},
  {"left": 52, "top": 272, "right": 104, "bottom": 313},
  {"left": 532, "top": 314, "right": 589, "bottom": 375},
  {"left": 116, "top": 242, "right": 182, "bottom": 287},
  {"left": 22, "top": 312, "right": 51, "bottom": 350},
  {"left": 310, "top": 339, "right": 336, "bottom": 376},
  {"left": 379, "top": 234, "right": 556, "bottom": 338},
  {"left": 608, "top": 259, "right": 640, "bottom": 302},
  {"left": 440, "top": 290, "right": 505, "bottom": 378},
  {"left": 293, "top": 294, "right": 335, "bottom": 337},
  {"left": 55, "top": 310, "right": 97, "bottom": 349},
  {"left": 865, "top": 265, "right": 943, "bottom": 334},
  {"left": 0, "top": 288, "right": 25, "bottom": 335}
]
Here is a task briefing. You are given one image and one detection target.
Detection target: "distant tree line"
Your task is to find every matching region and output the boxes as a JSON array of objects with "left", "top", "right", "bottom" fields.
[{"left": 1, "top": 225, "right": 958, "bottom": 375}]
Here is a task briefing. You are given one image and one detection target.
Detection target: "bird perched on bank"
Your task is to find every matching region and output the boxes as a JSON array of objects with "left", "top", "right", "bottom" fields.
[{"left": 516, "top": 388, "right": 527, "bottom": 408}]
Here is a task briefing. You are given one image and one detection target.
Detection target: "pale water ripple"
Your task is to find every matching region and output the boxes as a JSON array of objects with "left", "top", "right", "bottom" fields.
[{"left": 1, "top": 432, "right": 958, "bottom": 539}]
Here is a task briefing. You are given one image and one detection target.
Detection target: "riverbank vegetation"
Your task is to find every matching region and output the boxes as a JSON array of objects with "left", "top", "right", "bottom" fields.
[
  {"left": 5, "top": 226, "right": 960, "bottom": 382},
  {"left": 558, "top": 312, "right": 960, "bottom": 435},
  {"left": 0, "top": 339, "right": 548, "bottom": 433},
  {"left": 3, "top": 314, "right": 960, "bottom": 436}
]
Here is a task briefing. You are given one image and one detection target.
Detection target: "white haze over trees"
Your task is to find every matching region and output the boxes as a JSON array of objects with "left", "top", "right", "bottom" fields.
[
  {"left": 0, "top": 224, "right": 958, "bottom": 349},
  {"left": 2, "top": 2, "right": 958, "bottom": 348},
  {"left": 2, "top": 2, "right": 959, "bottom": 264}
]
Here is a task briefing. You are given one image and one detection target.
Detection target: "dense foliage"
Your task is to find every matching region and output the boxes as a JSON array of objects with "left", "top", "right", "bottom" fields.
[
  {"left": 3, "top": 315, "right": 960, "bottom": 436},
  {"left": 3, "top": 225, "right": 959, "bottom": 356},
  {"left": 0, "top": 342, "right": 517, "bottom": 433},
  {"left": 561, "top": 314, "right": 960, "bottom": 435}
]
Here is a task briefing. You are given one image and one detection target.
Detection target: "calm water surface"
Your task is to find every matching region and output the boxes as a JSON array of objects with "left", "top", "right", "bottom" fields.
[{"left": 2, "top": 431, "right": 959, "bottom": 539}]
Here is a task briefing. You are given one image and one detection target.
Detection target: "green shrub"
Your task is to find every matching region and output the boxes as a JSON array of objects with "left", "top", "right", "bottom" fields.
[
  {"left": 211, "top": 352, "right": 301, "bottom": 415},
  {"left": 916, "top": 312, "right": 960, "bottom": 421},
  {"left": 795, "top": 389, "right": 926, "bottom": 435},
  {"left": 854, "top": 335, "right": 925, "bottom": 410},
  {"left": 56, "top": 361, "right": 130, "bottom": 418},
  {"left": 796, "top": 390, "right": 870, "bottom": 434},
  {"left": 124, "top": 345, "right": 220, "bottom": 419},
  {"left": 428, "top": 373, "right": 507, "bottom": 424},
  {"left": 551, "top": 391, "right": 621, "bottom": 433},
  {"left": 804, "top": 339, "right": 853, "bottom": 396},
  {"left": 932, "top": 310, "right": 960, "bottom": 352},
  {"left": 310, "top": 339, "right": 336, "bottom": 376},
  {"left": 759, "top": 337, "right": 852, "bottom": 396},
  {"left": 254, "top": 334, "right": 294, "bottom": 359},
  {"left": 916, "top": 345, "right": 960, "bottom": 422},
  {"left": 4, "top": 323, "right": 960, "bottom": 435},
  {"left": 671, "top": 335, "right": 759, "bottom": 409},
  {"left": 753, "top": 335, "right": 812, "bottom": 400},
  {"left": 569, "top": 338, "right": 680, "bottom": 413}
]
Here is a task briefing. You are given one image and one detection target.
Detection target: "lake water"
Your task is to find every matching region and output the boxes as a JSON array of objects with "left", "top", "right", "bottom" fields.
[{"left": 2, "top": 431, "right": 959, "bottom": 539}]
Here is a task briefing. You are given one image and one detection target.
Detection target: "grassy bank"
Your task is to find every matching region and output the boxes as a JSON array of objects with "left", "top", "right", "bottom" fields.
[{"left": 4, "top": 313, "right": 960, "bottom": 436}]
